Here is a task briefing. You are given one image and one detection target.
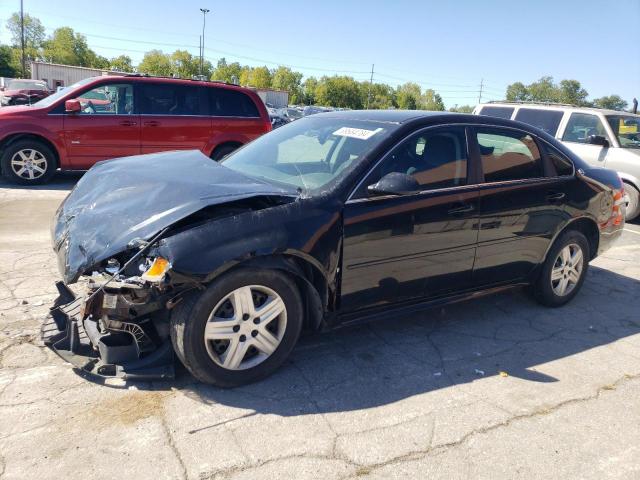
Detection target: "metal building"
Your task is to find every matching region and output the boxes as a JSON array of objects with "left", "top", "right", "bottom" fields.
[
  {"left": 251, "top": 88, "right": 289, "bottom": 108},
  {"left": 30, "top": 61, "right": 111, "bottom": 90}
]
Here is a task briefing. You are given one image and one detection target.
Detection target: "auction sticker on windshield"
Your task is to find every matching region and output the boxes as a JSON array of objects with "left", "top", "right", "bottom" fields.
[{"left": 333, "top": 127, "right": 383, "bottom": 140}]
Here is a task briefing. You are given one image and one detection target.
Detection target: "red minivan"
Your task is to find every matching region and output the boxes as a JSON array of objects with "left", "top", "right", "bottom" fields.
[{"left": 0, "top": 75, "right": 272, "bottom": 184}]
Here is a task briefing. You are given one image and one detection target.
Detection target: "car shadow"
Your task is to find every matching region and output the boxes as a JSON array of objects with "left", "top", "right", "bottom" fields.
[
  {"left": 0, "top": 171, "right": 83, "bottom": 191},
  {"left": 149, "top": 265, "right": 640, "bottom": 422}
]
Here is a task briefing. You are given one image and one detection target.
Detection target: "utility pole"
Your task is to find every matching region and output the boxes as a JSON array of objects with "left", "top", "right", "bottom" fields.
[
  {"left": 478, "top": 78, "right": 484, "bottom": 104},
  {"left": 199, "top": 8, "right": 210, "bottom": 77},
  {"left": 366, "top": 64, "right": 374, "bottom": 109},
  {"left": 20, "top": 0, "right": 26, "bottom": 78}
]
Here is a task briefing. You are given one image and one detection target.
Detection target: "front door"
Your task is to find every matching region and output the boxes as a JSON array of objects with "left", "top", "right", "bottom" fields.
[
  {"left": 138, "top": 83, "right": 211, "bottom": 154},
  {"left": 472, "top": 127, "right": 569, "bottom": 285},
  {"left": 341, "top": 126, "right": 480, "bottom": 312},
  {"left": 560, "top": 112, "right": 612, "bottom": 167},
  {"left": 63, "top": 82, "right": 139, "bottom": 168}
]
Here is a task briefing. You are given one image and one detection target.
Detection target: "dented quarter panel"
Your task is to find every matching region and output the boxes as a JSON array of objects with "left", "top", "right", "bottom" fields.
[{"left": 52, "top": 149, "right": 296, "bottom": 284}]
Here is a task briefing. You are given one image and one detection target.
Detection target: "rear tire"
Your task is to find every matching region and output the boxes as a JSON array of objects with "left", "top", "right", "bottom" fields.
[
  {"left": 211, "top": 144, "right": 240, "bottom": 161},
  {"left": 624, "top": 182, "right": 639, "bottom": 221},
  {"left": 1, "top": 139, "right": 56, "bottom": 185},
  {"left": 170, "top": 268, "right": 303, "bottom": 387},
  {"left": 532, "top": 230, "right": 590, "bottom": 307}
]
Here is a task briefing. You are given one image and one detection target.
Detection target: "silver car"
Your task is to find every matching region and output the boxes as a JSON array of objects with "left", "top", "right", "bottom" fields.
[{"left": 474, "top": 102, "right": 640, "bottom": 220}]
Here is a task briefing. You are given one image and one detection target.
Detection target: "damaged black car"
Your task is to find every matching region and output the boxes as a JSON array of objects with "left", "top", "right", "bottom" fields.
[{"left": 43, "top": 111, "right": 625, "bottom": 387}]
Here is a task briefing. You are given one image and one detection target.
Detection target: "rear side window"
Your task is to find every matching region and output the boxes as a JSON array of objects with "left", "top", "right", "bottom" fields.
[
  {"left": 562, "top": 113, "right": 608, "bottom": 143},
  {"left": 476, "top": 128, "right": 543, "bottom": 182},
  {"left": 515, "top": 108, "right": 563, "bottom": 135},
  {"left": 138, "top": 83, "right": 206, "bottom": 116},
  {"left": 545, "top": 145, "right": 574, "bottom": 176},
  {"left": 210, "top": 88, "right": 259, "bottom": 117},
  {"left": 479, "top": 106, "right": 514, "bottom": 119}
]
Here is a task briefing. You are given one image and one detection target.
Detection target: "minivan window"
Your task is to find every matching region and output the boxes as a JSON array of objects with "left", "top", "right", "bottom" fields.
[
  {"left": 71, "top": 83, "right": 134, "bottom": 115},
  {"left": 562, "top": 113, "right": 608, "bottom": 144},
  {"left": 479, "top": 106, "right": 514, "bottom": 119},
  {"left": 476, "top": 128, "right": 543, "bottom": 182},
  {"left": 210, "top": 88, "right": 259, "bottom": 117},
  {"left": 606, "top": 115, "right": 640, "bottom": 149},
  {"left": 514, "top": 108, "right": 564, "bottom": 135},
  {"left": 139, "top": 84, "right": 205, "bottom": 116}
]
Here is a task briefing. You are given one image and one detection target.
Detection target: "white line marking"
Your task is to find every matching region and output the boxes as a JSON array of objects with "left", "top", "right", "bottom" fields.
[{"left": 623, "top": 228, "right": 640, "bottom": 236}]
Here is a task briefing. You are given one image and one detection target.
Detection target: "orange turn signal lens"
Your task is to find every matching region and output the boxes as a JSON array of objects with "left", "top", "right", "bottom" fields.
[{"left": 142, "top": 257, "right": 170, "bottom": 282}]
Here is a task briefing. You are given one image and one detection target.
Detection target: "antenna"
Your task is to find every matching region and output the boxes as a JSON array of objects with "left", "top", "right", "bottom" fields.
[
  {"left": 478, "top": 78, "right": 484, "bottom": 104},
  {"left": 366, "top": 64, "right": 375, "bottom": 109}
]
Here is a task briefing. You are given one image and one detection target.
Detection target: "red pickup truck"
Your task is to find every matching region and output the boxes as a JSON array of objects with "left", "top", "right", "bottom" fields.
[{"left": 0, "top": 75, "right": 272, "bottom": 184}]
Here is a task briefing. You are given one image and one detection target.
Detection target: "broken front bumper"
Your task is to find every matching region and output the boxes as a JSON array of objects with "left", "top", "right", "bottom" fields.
[{"left": 41, "top": 282, "right": 175, "bottom": 382}]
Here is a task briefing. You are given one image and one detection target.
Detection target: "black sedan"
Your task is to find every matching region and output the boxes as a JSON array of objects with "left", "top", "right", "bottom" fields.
[{"left": 44, "top": 111, "right": 625, "bottom": 387}]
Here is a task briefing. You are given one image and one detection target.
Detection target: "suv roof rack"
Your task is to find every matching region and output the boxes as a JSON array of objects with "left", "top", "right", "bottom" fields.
[{"left": 486, "top": 100, "right": 577, "bottom": 107}]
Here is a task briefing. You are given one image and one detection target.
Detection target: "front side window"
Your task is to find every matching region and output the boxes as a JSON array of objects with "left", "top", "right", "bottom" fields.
[
  {"left": 514, "top": 108, "right": 564, "bottom": 135},
  {"left": 72, "top": 83, "right": 134, "bottom": 115},
  {"left": 362, "top": 127, "right": 468, "bottom": 193},
  {"left": 606, "top": 115, "right": 640, "bottom": 149},
  {"left": 479, "top": 106, "right": 514, "bottom": 119},
  {"left": 139, "top": 84, "right": 205, "bottom": 116},
  {"left": 222, "top": 117, "right": 396, "bottom": 192},
  {"left": 476, "top": 128, "right": 543, "bottom": 182},
  {"left": 562, "top": 113, "right": 608, "bottom": 144}
]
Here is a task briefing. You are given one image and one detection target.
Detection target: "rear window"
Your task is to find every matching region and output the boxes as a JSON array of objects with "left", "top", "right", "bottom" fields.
[
  {"left": 138, "top": 83, "right": 206, "bottom": 116},
  {"left": 210, "top": 88, "right": 260, "bottom": 117},
  {"left": 515, "top": 108, "right": 563, "bottom": 135},
  {"left": 479, "top": 106, "right": 514, "bottom": 119}
]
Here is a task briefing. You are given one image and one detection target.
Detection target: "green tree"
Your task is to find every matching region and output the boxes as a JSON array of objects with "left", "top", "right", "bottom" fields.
[
  {"left": 449, "top": 104, "right": 474, "bottom": 113},
  {"left": 364, "top": 82, "right": 396, "bottom": 109},
  {"left": 0, "top": 44, "right": 17, "bottom": 77},
  {"left": 302, "top": 77, "right": 318, "bottom": 105},
  {"left": 41, "top": 27, "right": 97, "bottom": 67},
  {"left": 558, "top": 79, "right": 589, "bottom": 106},
  {"left": 109, "top": 55, "right": 133, "bottom": 72},
  {"left": 138, "top": 49, "right": 173, "bottom": 76},
  {"left": 170, "top": 50, "right": 209, "bottom": 78},
  {"left": 212, "top": 58, "right": 243, "bottom": 83},
  {"left": 240, "top": 66, "right": 272, "bottom": 88},
  {"left": 592, "top": 95, "right": 628, "bottom": 111},
  {"left": 505, "top": 81, "right": 529, "bottom": 101},
  {"left": 422, "top": 89, "right": 445, "bottom": 111},
  {"left": 526, "top": 76, "right": 559, "bottom": 102},
  {"left": 315, "top": 75, "right": 363, "bottom": 109},
  {"left": 271, "top": 66, "right": 303, "bottom": 103},
  {"left": 6, "top": 13, "right": 45, "bottom": 75},
  {"left": 396, "top": 82, "right": 421, "bottom": 109}
]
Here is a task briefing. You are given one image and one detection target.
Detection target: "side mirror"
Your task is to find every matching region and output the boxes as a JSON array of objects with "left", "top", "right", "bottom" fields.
[
  {"left": 65, "top": 99, "right": 81, "bottom": 113},
  {"left": 367, "top": 172, "right": 420, "bottom": 196},
  {"left": 587, "top": 134, "right": 609, "bottom": 147}
]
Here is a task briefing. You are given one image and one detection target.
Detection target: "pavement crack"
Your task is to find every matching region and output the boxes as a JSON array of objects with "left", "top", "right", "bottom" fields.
[{"left": 160, "top": 413, "right": 189, "bottom": 480}]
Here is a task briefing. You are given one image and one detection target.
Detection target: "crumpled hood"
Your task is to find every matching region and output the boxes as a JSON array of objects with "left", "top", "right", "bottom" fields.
[{"left": 53, "top": 149, "right": 295, "bottom": 284}]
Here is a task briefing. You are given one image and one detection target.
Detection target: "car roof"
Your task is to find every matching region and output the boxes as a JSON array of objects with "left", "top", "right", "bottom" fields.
[
  {"left": 86, "top": 74, "right": 253, "bottom": 92},
  {"left": 479, "top": 102, "right": 639, "bottom": 118}
]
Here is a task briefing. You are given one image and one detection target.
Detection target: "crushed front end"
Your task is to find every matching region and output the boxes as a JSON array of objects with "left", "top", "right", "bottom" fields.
[{"left": 42, "top": 256, "right": 186, "bottom": 382}]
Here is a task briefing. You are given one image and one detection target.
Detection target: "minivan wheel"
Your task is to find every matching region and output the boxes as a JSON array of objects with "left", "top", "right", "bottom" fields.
[
  {"left": 170, "top": 268, "right": 303, "bottom": 387},
  {"left": 211, "top": 144, "right": 240, "bottom": 161},
  {"left": 1, "top": 139, "right": 56, "bottom": 185},
  {"left": 532, "top": 230, "right": 590, "bottom": 307},
  {"left": 624, "top": 183, "right": 639, "bottom": 221}
]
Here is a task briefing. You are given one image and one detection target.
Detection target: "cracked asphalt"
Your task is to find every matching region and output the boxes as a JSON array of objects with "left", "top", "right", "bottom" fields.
[{"left": 1, "top": 173, "right": 639, "bottom": 480}]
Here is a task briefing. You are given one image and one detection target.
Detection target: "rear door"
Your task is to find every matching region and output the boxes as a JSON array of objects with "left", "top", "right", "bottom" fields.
[
  {"left": 63, "top": 82, "right": 139, "bottom": 168},
  {"left": 209, "top": 87, "right": 267, "bottom": 145},
  {"left": 472, "top": 127, "right": 570, "bottom": 285},
  {"left": 138, "top": 82, "right": 211, "bottom": 154},
  {"left": 341, "top": 126, "right": 480, "bottom": 311}
]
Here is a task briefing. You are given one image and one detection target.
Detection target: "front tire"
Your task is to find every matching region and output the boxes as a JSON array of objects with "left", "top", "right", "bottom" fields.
[
  {"left": 1, "top": 139, "right": 56, "bottom": 185},
  {"left": 624, "top": 183, "right": 639, "bottom": 221},
  {"left": 170, "top": 268, "right": 303, "bottom": 387},
  {"left": 532, "top": 230, "right": 590, "bottom": 307}
]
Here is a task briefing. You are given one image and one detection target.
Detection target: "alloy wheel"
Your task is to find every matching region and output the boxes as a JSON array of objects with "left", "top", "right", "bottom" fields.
[
  {"left": 10, "top": 148, "right": 48, "bottom": 180},
  {"left": 551, "top": 243, "right": 584, "bottom": 297},
  {"left": 204, "top": 285, "right": 287, "bottom": 370}
]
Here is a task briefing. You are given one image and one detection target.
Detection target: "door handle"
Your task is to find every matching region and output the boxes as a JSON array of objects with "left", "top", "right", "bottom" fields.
[
  {"left": 546, "top": 192, "right": 566, "bottom": 202},
  {"left": 119, "top": 120, "right": 137, "bottom": 126},
  {"left": 448, "top": 203, "right": 475, "bottom": 215},
  {"left": 144, "top": 120, "right": 160, "bottom": 127}
]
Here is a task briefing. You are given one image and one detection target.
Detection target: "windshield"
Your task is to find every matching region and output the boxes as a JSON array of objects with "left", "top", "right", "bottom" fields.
[
  {"left": 606, "top": 115, "right": 640, "bottom": 148},
  {"left": 32, "top": 77, "right": 97, "bottom": 108},
  {"left": 7, "top": 80, "right": 47, "bottom": 91},
  {"left": 222, "top": 116, "right": 397, "bottom": 192}
]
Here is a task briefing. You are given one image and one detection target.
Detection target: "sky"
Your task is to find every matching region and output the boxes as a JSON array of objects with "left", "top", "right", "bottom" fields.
[{"left": 1, "top": 0, "right": 638, "bottom": 108}]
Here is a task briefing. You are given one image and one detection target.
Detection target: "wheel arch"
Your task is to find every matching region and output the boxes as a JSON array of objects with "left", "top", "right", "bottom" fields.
[
  {"left": 554, "top": 216, "right": 600, "bottom": 261},
  {"left": 0, "top": 133, "right": 61, "bottom": 173},
  {"left": 210, "top": 141, "right": 243, "bottom": 160}
]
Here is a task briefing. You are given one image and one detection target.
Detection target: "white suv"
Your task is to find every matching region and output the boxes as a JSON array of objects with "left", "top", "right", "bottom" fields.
[{"left": 473, "top": 102, "right": 640, "bottom": 220}]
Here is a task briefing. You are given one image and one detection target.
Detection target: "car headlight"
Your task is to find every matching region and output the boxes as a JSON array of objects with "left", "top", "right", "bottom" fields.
[
  {"left": 0, "top": 96, "right": 11, "bottom": 105},
  {"left": 141, "top": 257, "right": 171, "bottom": 282}
]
